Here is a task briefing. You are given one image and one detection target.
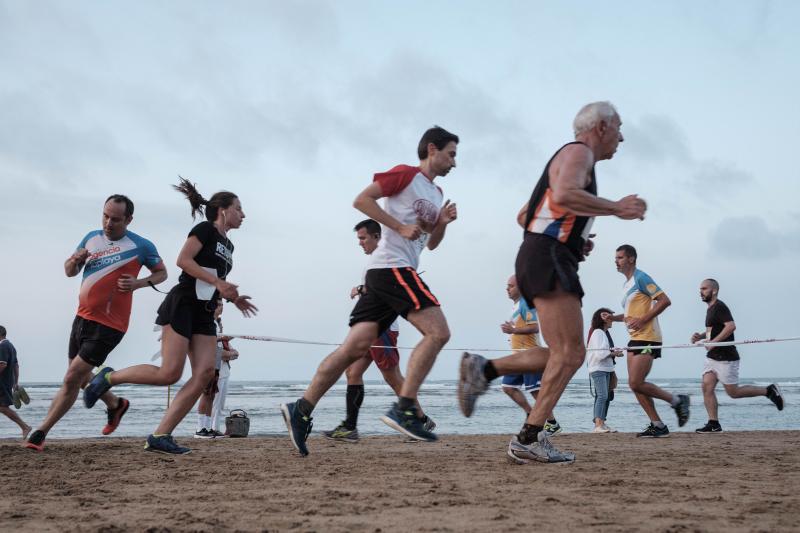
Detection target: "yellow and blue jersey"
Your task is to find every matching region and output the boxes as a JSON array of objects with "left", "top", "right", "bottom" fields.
[
  {"left": 621, "top": 268, "right": 664, "bottom": 342},
  {"left": 510, "top": 298, "right": 540, "bottom": 350}
]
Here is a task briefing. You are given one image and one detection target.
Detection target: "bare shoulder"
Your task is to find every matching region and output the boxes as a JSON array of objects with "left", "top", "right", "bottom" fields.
[{"left": 552, "top": 143, "right": 595, "bottom": 185}]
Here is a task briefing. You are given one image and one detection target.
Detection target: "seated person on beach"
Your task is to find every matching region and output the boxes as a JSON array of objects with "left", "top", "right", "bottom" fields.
[
  {"left": 500, "top": 275, "right": 560, "bottom": 435},
  {"left": 586, "top": 308, "right": 623, "bottom": 433},
  {"left": 690, "top": 278, "right": 783, "bottom": 433}
]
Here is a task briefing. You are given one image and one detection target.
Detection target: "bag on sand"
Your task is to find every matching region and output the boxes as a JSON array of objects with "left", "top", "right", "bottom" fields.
[{"left": 225, "top": 409, "right": 250, "bottom": 438}]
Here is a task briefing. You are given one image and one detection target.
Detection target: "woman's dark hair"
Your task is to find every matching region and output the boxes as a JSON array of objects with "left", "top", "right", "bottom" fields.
[
  {"left": 587, "top": 307, "right": 614, "bottom": 343},
  {"left": 173, "top": 176, "right": 238, "bottom": 221}
]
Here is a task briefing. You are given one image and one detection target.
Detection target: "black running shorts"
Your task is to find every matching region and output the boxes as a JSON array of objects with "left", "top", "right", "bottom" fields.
[
  {"left": 515, "top": 233, "right": 584, "bottom": 306},
  {"left": 155, "top": 290, "right": 217, "bottom": 339},
  {"left": 627, "top": 340, "right": 662, "bottom": 359},
  {"left": 349, "top": 267, "right": 440, "bottom": 333},
  {"left": 68, "top": 315, "right": 126, "bottom": 367}
]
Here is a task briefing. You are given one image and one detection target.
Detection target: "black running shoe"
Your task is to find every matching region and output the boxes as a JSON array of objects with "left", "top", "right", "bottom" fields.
[
  {"left": 102, "top": 397, "right": 130, "bottom": 435},
  {"left": 380, "top": 403, "right": 437, "bottom": 442},
  {"left": 280, "top": 400, "right": 313, "bottom": 456},
  {"left": 695, "top": 421, "right": 723, "bottom": 434},
  {"left": 24, "top": 430, "right": 47, "bottom": 452},
  {"left": 193, "top": 428, "right": 214, "bottom": 439},
  {"left": 637, "top": 423, "right": 670, "bottom": 438},
  {"left": 766, "top": 384, "right": 784, "bottom": 411},
  {"left": 84, "top": 367, "right": 114, "bottom": 408},
  {"left": 144, "top": 434, "right": 191, "bottom": 455},
  {"left": 673, "top": 394, "right": 690, "bottom": 427}
]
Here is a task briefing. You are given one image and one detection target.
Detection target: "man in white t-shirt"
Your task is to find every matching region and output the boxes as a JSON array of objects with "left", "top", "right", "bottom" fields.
[
  {"left": 323, "top": 219, "right": 435, "bottom": 442},
  {"left": 282, "top": 126, "right": 459, "bottom": 456}
]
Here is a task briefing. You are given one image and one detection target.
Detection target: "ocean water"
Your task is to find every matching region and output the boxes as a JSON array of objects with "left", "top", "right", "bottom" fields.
[{"left": 3, "top": 378, "right": 798, "bottom": 440}]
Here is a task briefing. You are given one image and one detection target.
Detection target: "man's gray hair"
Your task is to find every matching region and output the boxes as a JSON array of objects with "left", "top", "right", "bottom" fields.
[{"left": 573, "top": 101, "right": 619, "bottom": 136}]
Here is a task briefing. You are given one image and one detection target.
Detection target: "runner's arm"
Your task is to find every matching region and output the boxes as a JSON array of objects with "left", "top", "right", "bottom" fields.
[
  {"left": 626, "top": 293, "right": 671, "bottom": 331},
  {"left": 551, "top": 145, "right": 645, "bottom": 219},
  {"left": 708, "top": 321, "right": 735, "bottom": 345},
  {"left": 118, "top": 262, "right": 168, "bottom": 292},
  {"left": 64, "top": 249, "right": 90, "bottom": 277},
  {"left": 177, "top": 236, "right": 239, "bottom": 300},
  {"left": 427, "top": 200, "right": 457, "bottom": 250},
  {"left": 353, "top": 183, "right": 421, "bottom": 241}
]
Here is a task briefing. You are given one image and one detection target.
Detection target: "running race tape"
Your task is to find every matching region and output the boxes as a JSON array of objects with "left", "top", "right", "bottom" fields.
[{"left": 226, "top": 334, "right": 800, "bottom": 353}]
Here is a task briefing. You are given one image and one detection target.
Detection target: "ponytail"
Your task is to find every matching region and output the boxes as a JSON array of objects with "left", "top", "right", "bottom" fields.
[
  {"left": 174, "top": 176, "right": 208, "bottom": 220},
  {"left": 174, "top": 176, "right": 238, "bottom": 222}
]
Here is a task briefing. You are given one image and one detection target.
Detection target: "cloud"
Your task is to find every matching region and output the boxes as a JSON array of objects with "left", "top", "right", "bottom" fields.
[
  {"left": 623, "top": 114, "right": 692, "bottom": 164},
  {"left": 709, "top": 216, "right": 800, "bottom": 259},
  {"left": 691, "top": 160, "right": 753, "bottom": 193}
]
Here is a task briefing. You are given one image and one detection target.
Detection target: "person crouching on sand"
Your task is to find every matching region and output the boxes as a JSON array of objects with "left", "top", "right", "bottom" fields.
[{"left": 83, "top": 178, "right": 257, "bottom": 454}]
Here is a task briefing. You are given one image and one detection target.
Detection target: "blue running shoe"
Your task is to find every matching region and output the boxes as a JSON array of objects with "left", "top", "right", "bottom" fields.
[
  {"left": 381, "top": 403, "right": 437, "bottom": 442},
  {"left": 280, "top": 401, "right": 313, "bottom": 456},
  {"left": 144, "top": 434, "right": 191, "bottom": 455},
  {"left": 84, "top": 367, "right": 114, "bottom": 408}
]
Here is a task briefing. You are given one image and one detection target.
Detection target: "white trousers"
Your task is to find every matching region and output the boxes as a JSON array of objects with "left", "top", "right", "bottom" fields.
[{"left": 211, "top": 374, "right": 230, "bottom": 431}]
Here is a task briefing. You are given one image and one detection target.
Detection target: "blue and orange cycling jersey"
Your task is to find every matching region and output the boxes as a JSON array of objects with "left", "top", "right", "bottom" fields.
[{"left": 76, "top": 230, "right": 162, "bottom": 332}]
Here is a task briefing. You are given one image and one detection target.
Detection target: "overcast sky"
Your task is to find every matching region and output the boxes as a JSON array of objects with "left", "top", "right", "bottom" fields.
[{"left": 2, "top": 1, "right": 798, "bottom": 383}]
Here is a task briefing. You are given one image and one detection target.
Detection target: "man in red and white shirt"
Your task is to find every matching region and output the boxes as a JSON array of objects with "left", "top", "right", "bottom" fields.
[{"left": 282, "top": 126, "right": 459, "bottom": 455}]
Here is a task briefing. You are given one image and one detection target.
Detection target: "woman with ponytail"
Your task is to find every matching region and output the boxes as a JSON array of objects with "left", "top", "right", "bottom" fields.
[
  {"left": 587, "top": 307, "right": 622, "bottom": 433},
  {"left": 84, "top": 178, "right": 257, "bottom": 454}
]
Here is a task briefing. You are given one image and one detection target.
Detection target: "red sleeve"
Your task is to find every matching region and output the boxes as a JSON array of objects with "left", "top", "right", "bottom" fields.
[{"left": 373, "top": 165, "right": 419, "bottom": 197}]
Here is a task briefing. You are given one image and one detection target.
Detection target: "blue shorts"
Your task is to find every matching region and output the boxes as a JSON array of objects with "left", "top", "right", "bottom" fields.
[{"left": 501, "top": 373, "right": 542, "bottom": 392}]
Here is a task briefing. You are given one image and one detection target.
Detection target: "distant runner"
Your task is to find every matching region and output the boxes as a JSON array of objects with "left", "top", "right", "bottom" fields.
[{"left": 690, "top": 278, "right": 783, "bottom": 433}]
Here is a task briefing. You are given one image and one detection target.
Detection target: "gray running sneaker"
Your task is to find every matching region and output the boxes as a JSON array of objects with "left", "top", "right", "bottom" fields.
[
  {"left": 543, "top": 421, "right": 562, "bottom": 436},
  {"left": 673, "top": 394, "right": 690, "bottom": 427},
  {"left": 507, "top": 432, "right": 576, "bottom": 464},
  {"left": 322, "top": 422, "right": 360, "bottom": 443},
  {"left": 458, "top": 352, "right": 490, "bottom": 417}
]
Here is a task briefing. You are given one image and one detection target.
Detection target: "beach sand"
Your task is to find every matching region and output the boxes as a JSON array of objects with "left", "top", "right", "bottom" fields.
[{"left": 1, "top": 431, "right": 798, "bottom": 532}]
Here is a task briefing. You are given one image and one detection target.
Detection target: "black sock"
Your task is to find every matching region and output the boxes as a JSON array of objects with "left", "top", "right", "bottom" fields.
[
  {"left": 547, "top": 418, "right": 557, "bottom": 425},
  {"left": 397, "top": 396, "right": 415, "bottom": 411},
  {"left": 483, "top": 361, "right": 499, "bottom": 381},
  {"left": 297, "top": 398, "right": 314, "bottom": 417},
  {"left": 344, "top": 384, "right": 364, "bottom": 430},
  {"left": 518, "top": 423, "right": 543, "bottom": 445}
]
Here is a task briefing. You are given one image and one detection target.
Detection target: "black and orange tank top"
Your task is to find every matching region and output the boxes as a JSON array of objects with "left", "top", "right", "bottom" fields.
[{"left": 523, "top": 142, "right": 597, "bottom": 259}]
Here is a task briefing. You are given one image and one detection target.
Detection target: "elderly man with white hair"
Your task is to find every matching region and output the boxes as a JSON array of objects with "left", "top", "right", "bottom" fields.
[{"left": 458, "top": 101, "right": 647, "bottom": 463}]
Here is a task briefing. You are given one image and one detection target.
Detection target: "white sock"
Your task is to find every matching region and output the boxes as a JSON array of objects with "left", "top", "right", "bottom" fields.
[
  {"left": 204, "top": 415, "right": 212, "bottom": 429},
  {"left": 197, "top": 414, "right": 205, "bottom": 431},
  {"left": 653, "top": 420, "right": 666, "bottom": 429},
  {"left": 670, "top": 394, "right": 680, "bottom": 407}
]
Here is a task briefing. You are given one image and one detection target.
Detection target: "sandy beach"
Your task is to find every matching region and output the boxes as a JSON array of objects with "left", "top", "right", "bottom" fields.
[{"left": 1, "top": 431, "right": 798, "bottom": 532}]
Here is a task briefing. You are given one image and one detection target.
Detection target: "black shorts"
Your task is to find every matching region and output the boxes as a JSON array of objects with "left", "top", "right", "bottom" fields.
[
  {"left": 515, "top": 233, "right": 584, "bottom": 306},
  {"left": 349, "top": 267, "right": 440, "bottom": 333},
  {"left": 68, "top": 316, "right": 126, "bottom": 367},
  {"left": 155, "top": 289, "right": 217, "bottom": 340},
  {"left": 627, "top": 340, "right": 662, "bottom": 359}
]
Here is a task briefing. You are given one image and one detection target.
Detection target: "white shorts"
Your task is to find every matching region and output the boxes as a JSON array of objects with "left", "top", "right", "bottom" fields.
[{"left": 702, "top": 358, "right": 740, "bottom": 385}]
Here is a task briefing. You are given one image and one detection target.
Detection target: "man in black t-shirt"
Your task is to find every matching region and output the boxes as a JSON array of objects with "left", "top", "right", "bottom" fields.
[
  {"left": 690, "top": 279, "right": 783, "bottom": 433},
  {"left": 0, "top": 326, "right": 31, "bottom": 439}
]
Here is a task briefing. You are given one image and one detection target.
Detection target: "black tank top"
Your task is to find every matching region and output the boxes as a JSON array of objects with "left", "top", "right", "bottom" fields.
[{"left": 523, "top": 142, "right": 597, "bottom": 259}]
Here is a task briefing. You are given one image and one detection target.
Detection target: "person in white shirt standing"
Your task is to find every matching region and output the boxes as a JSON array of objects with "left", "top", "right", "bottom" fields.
[
  {"left": 586, "top": 308, "right": 622, "bottom": 433},
  {"left": 282, "top": 126, "right": 459, "bottom": 456}
]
